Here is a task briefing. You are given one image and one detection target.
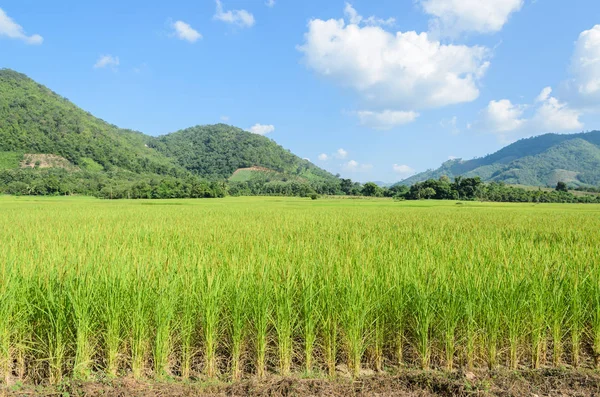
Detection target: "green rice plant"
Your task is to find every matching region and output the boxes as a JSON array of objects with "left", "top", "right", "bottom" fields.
[
  {"left": 198, "top": 267, "right": 225, "bottom": 379},
  {"left": 100, "top": 275, "right": 126, "bottom": 377},
  {"left": 273, "top": 265, "right": 298, "bottom": 376},
  {"left": 503, "top": 277, "right": 527, "bottom": 370},
  {"left": 299, "top": 266, "right": 319, "bottom": 375},
  {"left": 178, "top": 274, "right": 199, "bottom": 380},
  {"left": 436, "top": 281, "right": 462, "bottom": 371},
  {"left": 411, "top": 282, "right": 434, "bottom": 370},
  {"left": 33, "top": 275, "right": 70, "bottom": 384},
  {"left": 250, "top": 267, "right": 271, "bottom": 379},
  {"left": 1, "top": 197, "right": 599, "bottom": 383},
  {"left": 319, "top": 271, "right": 339, "bottom": 378},
  {"left": 226, "top": 270, "right": 248, "bottom": 381},
  {"left": 152, "top": 273, "right": 178, "bottom": 378},
  {"left": 68, "top": 275, "right": 96, "bottom": 379},
  {"left": 129, "top": 276, "right": 151, "bottom": 379},
  {"left": 0, "top": 272, "right": 18, "bottom": 384}
]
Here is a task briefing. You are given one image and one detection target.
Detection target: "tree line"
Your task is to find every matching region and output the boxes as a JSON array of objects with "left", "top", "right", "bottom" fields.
[{"left": 2, "top": 168, "right": 600, "bottom": 203}]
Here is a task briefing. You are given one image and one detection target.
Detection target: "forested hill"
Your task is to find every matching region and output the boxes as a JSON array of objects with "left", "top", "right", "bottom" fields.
[
  {"left": 400, "top": 131, "right": 600, "bottom": 187},
  {"left": 0, "top": 69, "right": 185, "bottom": 176},
  {"left": 0, "top": 69, "right": 336, "bottom": 184},
  {"left": 149, "top": 124, "right": 338, "bottom": 181}
]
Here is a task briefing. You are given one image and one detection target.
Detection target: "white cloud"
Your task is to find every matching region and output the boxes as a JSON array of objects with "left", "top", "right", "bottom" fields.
[
  {"left": 298, "top": 6, "right": 490, "bottom": 110},
  {"left": 171, "top": 20, "right": 202, "bottom": 43},
  {"left": 0, "top": 8, "right": 43, "bottom": 45},
  {"left": 421, "top": 0, "right": 523, "bottom": 37},
  {"left": 248, "top": 123, "right": 275, "bottom": 135},
  {"left": 220, "top": 115, "right": 230, "bottom": 122},
  {"left": 448, "top": 156, "right": 458, "bottom": 160},
  {"left": 303, "top": 157, "right": 311, "bottom": 162},
  {"left": 480, "top": 99, "right": 526, "bottom": 133},
  {"left": 266, "top": 0, "right": 276, "bottom": 7},
  {"left": 344, "top": 160, "right": 372, "bottom": 172},
  {"left": 530, "top": 97, "right": 583, "bottom": 132},
  {"left": 214, "top": 0, "right": 255, "bottom": 28},
  {"left": 343, "top": 3, "right": 395, "bottom": 27},
  {"left": 478, "top": 87, "right": 583, "bottom": 141},
  {"left": 535, "top": 86, "right": 552, "bottom": 103},
  {"left": 335, "top": 148, "right": 348, "bottom": 159},
  {"left": 569, "top": 25, "right": 600, "bottom": 105},
  {"left": 94, "top": 55, "right": 119, "bottom": 70},
  {"left": 440, "top": 116, "right": 460, "bottom": 135},
  {"left": 393, "top": 164, "right": 415, "bottom": 177},
  {"left": 356, "top": 110, "right": 419, "bottom": 130},
  {"left": 318, "top": 153, "right": 329, "bottom": 161}
]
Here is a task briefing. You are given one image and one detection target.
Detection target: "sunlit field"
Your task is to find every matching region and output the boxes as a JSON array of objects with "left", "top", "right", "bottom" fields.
[{"left": 1, "top": 196, "right": 600, "bottom": 385}]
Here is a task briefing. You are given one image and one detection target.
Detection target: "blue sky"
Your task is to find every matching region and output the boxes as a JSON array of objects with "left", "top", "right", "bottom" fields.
[{"left": 2, "top": 0, "right": 600, "bottom": 183}]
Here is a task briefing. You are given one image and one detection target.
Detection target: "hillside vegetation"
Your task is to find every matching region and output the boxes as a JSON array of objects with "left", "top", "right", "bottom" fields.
[
  {"left": 401, "top": 131, "right": 600, "bottom": 187},
  {"left": 0, "top": 69, "right": 339, "bottom": 197},
  {"left": 149, "top": 124, "right": 337, "bottom": 182}
]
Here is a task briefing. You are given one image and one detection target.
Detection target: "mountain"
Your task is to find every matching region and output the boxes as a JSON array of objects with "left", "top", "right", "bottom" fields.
[
  {"left": 149, "top": 124, "right": 337, "bottom": 182},
  {"left": 400, "top": 132, "right": 600, "bottom": 187},
  {"left": 0, "top": 69, "right": 336, "bottom": 187},
  {"left": 0, "top": 69, "right": 184, "bottom": 177}
]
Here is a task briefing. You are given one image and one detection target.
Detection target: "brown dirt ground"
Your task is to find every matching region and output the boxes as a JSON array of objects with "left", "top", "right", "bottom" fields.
[{"left": 3, "top": 369, "right": 600, "bottom": 397}]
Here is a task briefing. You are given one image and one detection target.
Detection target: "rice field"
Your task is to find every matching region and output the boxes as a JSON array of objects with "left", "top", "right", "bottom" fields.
[{"left": 1, "top": 196, "right": 600, "bottom": 385}]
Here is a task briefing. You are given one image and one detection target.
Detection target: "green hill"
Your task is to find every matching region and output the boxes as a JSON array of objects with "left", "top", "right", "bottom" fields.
[
  {"left": 0, "top": 69, "right": 338, "bottom": 197},
  {"left": 0, "top": 69, "right": 184, "bottom": 177},
  {"left": 400, "top": 132, "right": 600, "bottom": 187},
  {"left": 149, "top": 124, "right": 338, "bottom": 182}
]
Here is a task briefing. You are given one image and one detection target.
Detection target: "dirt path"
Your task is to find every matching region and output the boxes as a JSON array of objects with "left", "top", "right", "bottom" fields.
[{"left": 5, "top": 369, "right": 600, "bottom": 396}]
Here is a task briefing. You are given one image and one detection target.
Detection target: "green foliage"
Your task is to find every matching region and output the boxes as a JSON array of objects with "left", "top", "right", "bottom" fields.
[
  {"left": 149, "top": 124, "right": 338, "bottom": 182},
  {"left": 1, "top": 197, "right": 600, "bottom": 383},
  {"left": 394, "top": 176, "right": 600, "bottom": 203},
  {"left": 556, "top": 181, "right": 568, "bottom": 192},
  {"left": 0, "top": 69, "right": 185, "bottom": 177},
  {"left": 401, "top": 131, "right": 600, "bottom": 187}
]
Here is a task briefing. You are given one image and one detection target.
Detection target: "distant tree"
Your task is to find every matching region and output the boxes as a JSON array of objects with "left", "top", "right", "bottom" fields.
[
  {"left": 556, "top": 181, "right": 568, "bottom": 192},
  {"left": 362, "top": 182, "right": 382, "bottom": 197},
  {"left": 422, "top": 187, "right": 436, "bottom": 199}
]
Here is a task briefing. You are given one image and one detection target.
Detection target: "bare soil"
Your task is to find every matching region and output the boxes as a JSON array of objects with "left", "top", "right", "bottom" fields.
[
  {"left": 4, "top": 369, "right": 600, "bottom": 397},
  {"left": 19, "top": 154, "right": 77, "bottom": 170}
]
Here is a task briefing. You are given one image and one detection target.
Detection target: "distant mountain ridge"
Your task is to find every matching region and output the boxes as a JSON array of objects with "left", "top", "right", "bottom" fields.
[
  {"left": 400, "top": 131, "right": 600, "bottom": 187},
  {"left": 0, "top": 69, "right": 336, "bottom": 183}
]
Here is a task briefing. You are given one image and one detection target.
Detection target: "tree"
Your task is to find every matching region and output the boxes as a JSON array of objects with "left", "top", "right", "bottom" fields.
[
  {"left": 422, "top": 187, "right": 436, "bottom": 199},
  {"left": 362, "top": 182, "right": 382, "bottom": 197},
  {"left": 556, "top": 181, "right": 568, "bottom": 192}
]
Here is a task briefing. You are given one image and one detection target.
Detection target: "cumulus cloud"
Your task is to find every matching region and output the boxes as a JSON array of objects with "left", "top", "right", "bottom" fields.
[
  {"left": 248, "top": 123, "right": 275, "bottom": 135},
  {"left": 266, "top": 0, "right": 276, "bottom": 7},
  {"left": 343, "top": 3, "right": 395, "bottom": 27},
  {"left": 536, "top": 86, "right": 553, "bottom": 103},
  {"left": 318, "top": 153, "right": 329, "bottom": 161},
  {"left": 568, "top": 25, "right": 600, "bottom": 106},
  {"left": 94, "top": 55, "right": 120, "bottom": 70},
  {"left": 420, "top": 0, "right": 523, "bottom": 37},
  {"left": 214, "top": 0, "right": 255, "bottom": 28},
  {"left": 480, "top": 99, "right": 526, "bottom": 133},
  {"left": 298, "top": 6, "right": 490, "bottom": 111},
  {"left": 171, "top": 20, "right": 202, "bottom": 43},
  {"left": 335, "top": 148, "right": 348, "bottom": 159},
  {"left": 220, "top": 115, "right": 230, "bottom": 122},
  {"left": 477, "top": 87, "right": 582, "bottom": 141},
  {"left": 393, "top": 164, "right": 416, "bottom": 177},
  {"left": 356, "top": 110, "right": 419, "bottom": 130},
  {"left": 0, "top": 8, "right": 43, "bottom": 45},
  {"left": 344, "top": 160, "right": 372, "bottom": 172}
]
